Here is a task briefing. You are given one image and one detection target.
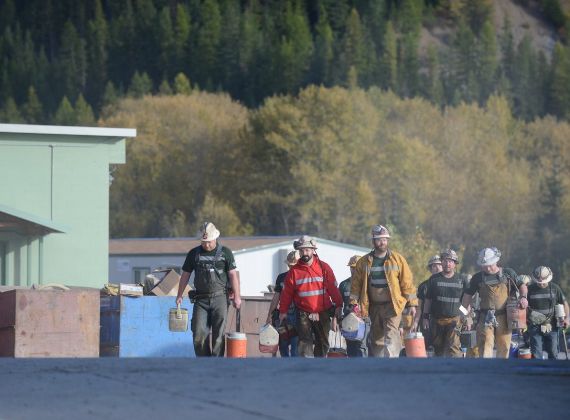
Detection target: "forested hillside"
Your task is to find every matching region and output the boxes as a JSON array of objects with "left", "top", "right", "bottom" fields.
[
  {"left": 1, "top": 0, "right": 570, "bottom": 122},
  {"left": 102, "top": 88, "right": 570, "bottom": 293}
]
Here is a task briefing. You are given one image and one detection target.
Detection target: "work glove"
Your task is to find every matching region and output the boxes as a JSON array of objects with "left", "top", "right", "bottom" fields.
[
  {"left": 518, "top": 296, "right": 528, "bottom": 309},
  {"left": 350, "top": 304, "right": 361, "bottom": 317}
]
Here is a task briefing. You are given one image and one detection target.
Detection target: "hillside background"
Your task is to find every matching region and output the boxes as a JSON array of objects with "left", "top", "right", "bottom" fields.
[{"left": 2, "top": 0, "right": 570, "bottom": 292}]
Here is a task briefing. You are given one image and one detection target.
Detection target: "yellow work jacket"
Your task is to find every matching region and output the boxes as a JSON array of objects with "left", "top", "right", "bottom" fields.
[{"left": 350, "top": 249, "right": 418, "bottom": 318}]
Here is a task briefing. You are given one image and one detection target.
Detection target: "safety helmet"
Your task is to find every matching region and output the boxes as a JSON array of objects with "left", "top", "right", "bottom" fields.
[
  {"left": 517, "top": 274, "right": 532, "bottom": 285},
  {"left": 477, "top": 247, "right": 501, "bottom": 266},
  {"left": 371, "top": 224, "right": 390, "bottom": 239},
  {"left": 199, "top": 222, "right": 220, "bottom": 241},
  {"left": 347, "top": 255, "right": 361, "bottom": 267},
  {"left": 285, "top": 250, "right": 300, "bottom": 266},
  {"left": 440, "top": 248, "right": 459, "bottom": 263},
  {"left": 295, "top": 235, "right": 317, "bottom": 249},
  {"left": 427, "top": 255, "right": 442, "bottom": 269},
  {"left": 532, "top": 266, "right": 553, "bottom": 284}
]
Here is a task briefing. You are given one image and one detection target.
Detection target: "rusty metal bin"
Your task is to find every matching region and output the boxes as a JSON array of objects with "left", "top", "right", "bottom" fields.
[{"left": 0, "top": 288, "right": 100, "bottom": 357}]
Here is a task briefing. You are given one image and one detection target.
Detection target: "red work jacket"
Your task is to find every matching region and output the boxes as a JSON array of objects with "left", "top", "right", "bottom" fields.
[{"left": 279, "top": 255, "right": 343, "bottom": 314}]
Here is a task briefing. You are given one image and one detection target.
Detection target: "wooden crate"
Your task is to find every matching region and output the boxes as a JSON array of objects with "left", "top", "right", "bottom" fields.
[{"left": 0, "top": 289, "right": 100, "bottom": 357}]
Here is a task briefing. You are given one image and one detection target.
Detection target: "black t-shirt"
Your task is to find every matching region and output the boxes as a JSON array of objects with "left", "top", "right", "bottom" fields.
[
  {"left": 465, "top": 267, "right": 519, "bottom": 296},
  {"left": 182, "top": 244, "right": 236, "bottom": 293},
  {"left": 274, "top": 271, "right": 295, "bottom": 318},
  {"left": 182, "top": 244, "right": 236, "bottom": 273},
  {"left": 527, "top": 282, "right": 566, "bottom": 325},
  {"left": 426, "top": 272, "right": 469, "bottom": 318}
]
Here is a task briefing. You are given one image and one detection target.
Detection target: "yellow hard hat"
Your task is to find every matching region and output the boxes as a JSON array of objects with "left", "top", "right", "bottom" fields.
[{"left": 347, "top": 255, "right": 361, "bottom": 267}]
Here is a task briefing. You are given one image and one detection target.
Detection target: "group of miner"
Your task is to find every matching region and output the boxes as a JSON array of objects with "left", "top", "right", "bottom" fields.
[{"left": 177, "top": 222, "right": 570, "bottom": 359}]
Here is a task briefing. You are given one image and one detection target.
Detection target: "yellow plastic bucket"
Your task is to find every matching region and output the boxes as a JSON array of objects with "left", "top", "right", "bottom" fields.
[{"left": 169, "top": 303, "right": 188, "bottom": 332}]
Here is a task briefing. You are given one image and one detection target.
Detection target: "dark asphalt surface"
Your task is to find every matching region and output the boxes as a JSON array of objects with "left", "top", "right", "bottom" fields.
[{"left": 0, "top": 358, "right": 569, "bottom": 420}]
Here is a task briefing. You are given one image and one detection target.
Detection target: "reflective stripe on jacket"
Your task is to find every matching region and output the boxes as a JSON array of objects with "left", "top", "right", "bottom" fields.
[
  {"left": 279, "top": 256, "right": 342, "bottom": 314},
  {"left": 350, "top": 249, "right": 418, "bottom": 317}
]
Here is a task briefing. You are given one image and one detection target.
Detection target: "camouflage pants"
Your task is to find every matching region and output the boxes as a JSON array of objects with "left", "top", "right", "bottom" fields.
[{"left": 296, "top": 310, "right": 331, "bottom": 358}]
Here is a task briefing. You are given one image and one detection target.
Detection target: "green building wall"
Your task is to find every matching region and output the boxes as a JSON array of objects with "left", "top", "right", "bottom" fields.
[{"left": 0, "top": 125, "right": 135, "bottom": 288}]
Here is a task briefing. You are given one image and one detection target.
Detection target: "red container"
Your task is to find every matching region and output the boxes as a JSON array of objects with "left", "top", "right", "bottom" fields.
[
  {"left": 226, "top": 332, "right": 247, "bottom": 358},
  {"left": 0, "top": 289, "right": 100, "bottom": 357}
]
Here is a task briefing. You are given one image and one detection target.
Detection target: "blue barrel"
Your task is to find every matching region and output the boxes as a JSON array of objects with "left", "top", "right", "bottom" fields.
[{"left": 100, "top": 296, "right": 195, "bottom": 357}]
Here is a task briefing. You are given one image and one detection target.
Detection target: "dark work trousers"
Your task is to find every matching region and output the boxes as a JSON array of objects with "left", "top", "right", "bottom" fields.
[
  {"left": 191, "top": 294, "right": 228, "bottom": 357},
  {"left": 529, "top": 325, "right": 560, "bottom": 359},
  {"left": 346, "top": 318, "right": 371, "bottom": 357},
  {"left": 297, "top": 310, "right": 331, "bottom": 357}
]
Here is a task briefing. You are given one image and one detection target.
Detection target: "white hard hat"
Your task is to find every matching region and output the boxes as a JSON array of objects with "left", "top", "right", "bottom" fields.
[
  {"left": 199, "top": 222, "right": 220, "bottom": 241},
  {"left": 477, "top": 247, "right": 501, "bottom": 266},
  {"left": 295, "top": 235, "right": 317, "bottom": 249},
  {"left": 440, "top": 248, "right": 459, "bottom": 263},
  {"left": 532, "top": 266, "right": 553, "bottom": 284}
]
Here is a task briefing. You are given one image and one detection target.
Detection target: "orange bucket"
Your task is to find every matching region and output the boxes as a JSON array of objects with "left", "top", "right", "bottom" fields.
[
  {"left": 226, "top": 332, "right": 247, "bottom": 358},
  {"left": 518, "top": 348, "right": 532, "bottom": 359},
  {"left": 404, "top": 332, "right": 427, "bottom": 358}
]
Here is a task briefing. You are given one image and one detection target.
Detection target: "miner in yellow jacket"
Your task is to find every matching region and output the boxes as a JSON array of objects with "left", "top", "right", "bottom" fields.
[{"left": 350, "top": 225, "right": 418, "bottom": 357}]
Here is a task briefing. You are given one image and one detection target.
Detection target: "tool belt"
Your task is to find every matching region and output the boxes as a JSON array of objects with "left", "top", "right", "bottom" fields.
[
  {"left": 188, "top": 289, "right": 226, "bottom": 303},
  {"left": 434, "top": 316, "right": 459, "bottom": 326}
]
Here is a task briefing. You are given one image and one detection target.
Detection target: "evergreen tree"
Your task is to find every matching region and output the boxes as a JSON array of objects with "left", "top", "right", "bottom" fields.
[
  {"left": 174, "top": 4, "right": 191, "bottom": 72},
  {"left": 108, "top": 0, "right": 136, "bottom": 88},
  {"left": 158, "top": 78, "right": 173, "bottom": 95},
  {"left": 218, "top": 0, "right": 240, "bottom": 92},
  {"left": 549, "top": 43, "right": 570, "bottom": 119},
  {"left": 460, "top": 0, "right": 493, "bottom": 36},
  {"left": 277, "top": 2, "right": 313, "bottom": 92},
  {"left": 101, "top": 80, "right": 119, "bottom": 109},
  {"left": 512, "top": 35, "right": 536, "bottom": 120},
  {"left": 53, "top": 96, "right": 76, "bottom": 125},
  {"left": 133, "top": 0, "right": 157, "bottom": 78},
  {"left": 312, "top": 6, "right": 334, "bottom": 86},
  {"left": 450, "top": 20, "right": 478, "bottom": 103},
  {"left": 173, "top": 72, "right": 192, "bottom": 95},
  {"left": 74, "top": 93, "right": 96, "bottom": 125},
  {"left": 193, "top": 0, "right": 221, "bottom": 89},
  {"left": 337, "top": 9, "right": 366, "bottom": 87},
  {"left": 380, "top": 21, "right": 397, "bottom": 91},
  {"left": 59, "top": 20, "right": 87, "bottom": 99},
  {"left": 157, "top": 6, "right": 175, "bottom": 80},
  {"left": 128, "top": 71, "right": 153, "bottom": 98},
  {"left": 86, "top": 0, "right": 108, "bottom": 108},
  {"left": 398, "top": 32, "right": 420, "bottom": 97},
  {"left": 476, "top": 20, "right": 498, "bottom": 104},
  {"left": 423, "top": 45, "right": 443, "bottom": 105},
  {"left": 22, "top": 86, "right": 43, "bottom": 123},
  {"left": 500, "top": 16, "right": 515, "bottom": 84},
  {"left": 0, "top": 97, "right": 24, "bottom": 123}
]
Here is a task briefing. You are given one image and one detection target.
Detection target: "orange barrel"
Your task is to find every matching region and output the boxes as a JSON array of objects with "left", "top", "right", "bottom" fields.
[
  {"left": 506, "top": 299, "right": 527, "bottom": 330},
  {"left": 404, "top": 332, "right": 427, "bottom": 358},
  {"left": 226, "top": 332, "right": 247, "bottom": 358},
  {"left": 518, "top": 348, "right": 532, "bottom": 359}
]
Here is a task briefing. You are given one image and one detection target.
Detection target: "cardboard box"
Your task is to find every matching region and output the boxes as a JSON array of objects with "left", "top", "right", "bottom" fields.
[
  {"left": 119, "top": 284, "right": 143, "bottom": 296},
  {"left": 150, "top": 269, "right": 190, "bottom": 297}
]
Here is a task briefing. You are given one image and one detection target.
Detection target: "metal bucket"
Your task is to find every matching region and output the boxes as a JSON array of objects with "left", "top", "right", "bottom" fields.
[
  {"left": 460, "top": 330, "right": 477, "bottom": 349},
  {"left": 168, "top": 303, "right": 188, "bottom": 332}
]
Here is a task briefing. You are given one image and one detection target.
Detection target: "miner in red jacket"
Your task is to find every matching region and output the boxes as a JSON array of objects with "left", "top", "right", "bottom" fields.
[{"left": 279, "top": 235, "right": 343, "bottom": 357}]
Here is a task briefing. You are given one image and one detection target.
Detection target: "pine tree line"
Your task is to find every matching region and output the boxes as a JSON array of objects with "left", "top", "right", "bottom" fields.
[{"left": 1, "top": 0, "right": 570, "bottom": 124}]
